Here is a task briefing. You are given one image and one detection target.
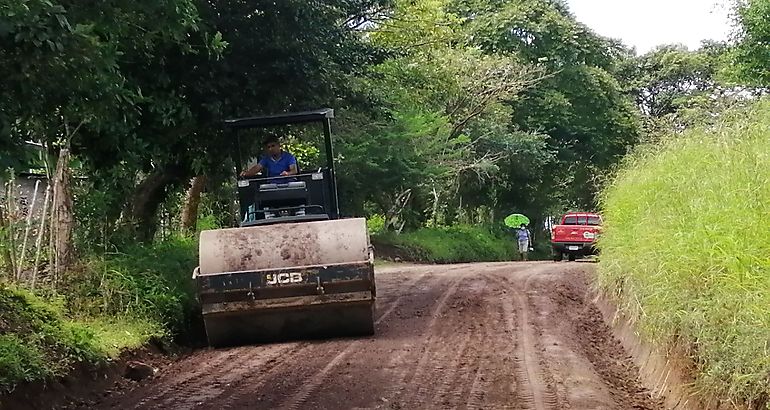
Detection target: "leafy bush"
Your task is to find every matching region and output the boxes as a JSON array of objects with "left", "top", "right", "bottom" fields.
[
  {"left": 374, "top": 225, "right": 514, "bottom": 263},
  {"left": 0, "top": 286, "right": 103, "bottom": 392},
  {"left": 196, "top": 214, "right": 222, "bottom": 231},
  {"left": 66, "top": 236, "right": 199, "bottom": 338},
  {"left": 366, "top": 214, "right": 386, "bottom": 235},
  {"left": 597, "top": 101, "right": 770, "bottom": 406},
  {"left": 0, "top": 235, "right": 195, "bottom": 393},
  {"left": 0, "top": 335, "right": 50, "bottom": 389}
]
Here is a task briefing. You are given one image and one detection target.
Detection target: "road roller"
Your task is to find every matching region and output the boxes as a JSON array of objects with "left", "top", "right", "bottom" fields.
[{"left": 192, "top": 109, "right": 376, "bottom": 347}]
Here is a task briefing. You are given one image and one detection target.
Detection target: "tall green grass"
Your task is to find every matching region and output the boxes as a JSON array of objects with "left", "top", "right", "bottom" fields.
[
  {"left": 66, "top": 236, "right": 199, "bottom": 338},
  {"left": 598, "top": 101, "right": 770, "bottom": 407}
]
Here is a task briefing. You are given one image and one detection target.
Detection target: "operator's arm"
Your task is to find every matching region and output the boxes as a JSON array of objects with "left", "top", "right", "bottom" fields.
[
  {"left": 280, "top": 163, "right": 298, "bottom": 176},
  {"left": 240, "top": 162, "right": 264, "bottom": 177},
  {"left": 279, "top": 154, "right": 298, "bottom": 176}
]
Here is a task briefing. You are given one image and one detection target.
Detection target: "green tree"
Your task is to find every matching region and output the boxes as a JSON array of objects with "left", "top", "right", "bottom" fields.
[
  {"left": 452, "top": 0, "right": 641, "bottom": 214},
  {"left": 0, "top": 0, "right": 206, "bottom": 267},
  {"left": 732, "top": 0, "right": 770, "bottom": 85},
  {"left": 112, "top": 0, "right": 393, "bottom": 240},
  {"left": 2, "top": 0, "right": 392, "bottom": 242},
  {"left": 626, "top": 45, "right": 719, "bottom": 118},
  {"left": 336, "top": 0, "right": 550, "bottom": 229}
]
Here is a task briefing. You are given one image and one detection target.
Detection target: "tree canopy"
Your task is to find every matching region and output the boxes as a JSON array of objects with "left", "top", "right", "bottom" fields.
[{"left": 2, "top": 0, "right": 764, "bottom": 247}]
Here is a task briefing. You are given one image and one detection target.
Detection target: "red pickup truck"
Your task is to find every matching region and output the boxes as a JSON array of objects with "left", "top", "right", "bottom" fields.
[{"left": 551, "top": 212, "right": 602, "bottom": 261}]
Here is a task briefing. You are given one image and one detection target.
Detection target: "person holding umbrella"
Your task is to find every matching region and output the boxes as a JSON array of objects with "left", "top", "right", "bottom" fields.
[
  {"left": 505, "top": 213, "right": 533, "bottom": 261},
  {"left": 515, "top": 223, "right": 533, "bottom": 261}
]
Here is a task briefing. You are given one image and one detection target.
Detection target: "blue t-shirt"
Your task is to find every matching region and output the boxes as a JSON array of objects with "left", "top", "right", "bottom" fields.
[
  {"left": 259, "top": 151, "right": 297, "bottom": 178},
  {"left": 516, "top": 228, "right": 530, "bottom": 242}
]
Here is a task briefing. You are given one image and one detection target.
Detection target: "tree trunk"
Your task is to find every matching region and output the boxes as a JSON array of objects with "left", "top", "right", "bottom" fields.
[
  {"left": 429, "top": 185, "right": 441, "bottom": 227},
  {"left": 51, "top": 148, "right": 75, "bottom": 283},
  {"left": 124, "top": 167, "right": 185, "bottom": 242},
  {"left": 180, "top": 175, "right": 207, "bottom": 233},
  {"left": 385, "top": 188, "right": 411, "bottom": 233}
]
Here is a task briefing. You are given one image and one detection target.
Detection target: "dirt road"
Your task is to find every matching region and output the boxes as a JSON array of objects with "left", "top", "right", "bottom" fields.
[{"left": 90, "top": 262, "right": 660, "bottom": 410}]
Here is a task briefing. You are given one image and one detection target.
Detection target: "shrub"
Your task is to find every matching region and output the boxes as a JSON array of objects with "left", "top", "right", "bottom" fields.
[
  {"left": 65, "top": 236, "right": 199, "bottom": 338},
  {"left": 0, "top": 234, "right": 194, "bottom": 393},
  {"left": 0, "top": 286, "right": 103, "bottom": 392},
  {"left": 0, "top": 335, "right": 50, "bottom": 390},
  {"left": 366, "top": 214, "right": 386, "bottom": 235}
]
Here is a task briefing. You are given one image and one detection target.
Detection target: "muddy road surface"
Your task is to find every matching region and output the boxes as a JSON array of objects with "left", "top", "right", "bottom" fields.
[{"left": 89, "top": 262, "right": 660, "bottom": 410}]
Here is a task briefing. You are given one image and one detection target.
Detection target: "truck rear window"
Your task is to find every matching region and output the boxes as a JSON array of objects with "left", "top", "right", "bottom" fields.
[{"left": 563, "top": 215, "right": 601, "bottom": 225}]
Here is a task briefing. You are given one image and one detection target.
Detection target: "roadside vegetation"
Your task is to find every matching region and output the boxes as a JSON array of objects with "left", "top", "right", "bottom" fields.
[
  {"left": 373, "top": 225, "right": 514, "bottom": 263},
  {"left": 598, "top": 101, "right": 770, "bottom": 407},
  {"left": 0, "top": 285, "right": 163, "bottom": 392},
  {"left": 1, "top": 0, "right": 769, "bottom": 404},
  {"left": 0, "top": 237, "right": 196, "bottom": 393}
]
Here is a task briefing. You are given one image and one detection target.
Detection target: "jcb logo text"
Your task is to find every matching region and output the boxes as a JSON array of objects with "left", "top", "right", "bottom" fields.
[{"left": 266, "top": 272, "right": 303, "bottom": 285}]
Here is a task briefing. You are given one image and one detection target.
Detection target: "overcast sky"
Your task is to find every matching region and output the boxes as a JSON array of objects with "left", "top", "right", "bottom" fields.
[{"left": 566, "top": 0, "right": 734, "bottom": 54}]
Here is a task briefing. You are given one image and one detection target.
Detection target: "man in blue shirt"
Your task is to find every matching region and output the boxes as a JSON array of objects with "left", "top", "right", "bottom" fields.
[{"left": 240, "top": 136, "right": 298, "bottom": 179}]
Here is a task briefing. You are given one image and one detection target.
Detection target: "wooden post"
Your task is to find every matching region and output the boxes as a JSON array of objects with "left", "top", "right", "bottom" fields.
[
  {"left": 0, "top": 195, "right": 16, "bottom": 279},
  {"left": 31, "top": 184, "right": 51, "bottom": 289},
  {"left": 17, "top": 179, "right": 40, "bottom": 280},
  {"left": 51, "top": 148, "right": 75, "bottom": 286},
  {"left": 1, "top": 179, "right": 19, "bottom": 278}
]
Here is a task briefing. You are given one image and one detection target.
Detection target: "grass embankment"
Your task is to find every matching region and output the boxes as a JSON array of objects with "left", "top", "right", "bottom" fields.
[
  {"left": 598, "top": 102, "right": 770, "bottom": 407},
  {"left": 0, "top": 237, "right": 198, "bottom": 393},
  {"left": 373, "top": 225, "right": 515, "bottom": 263}
]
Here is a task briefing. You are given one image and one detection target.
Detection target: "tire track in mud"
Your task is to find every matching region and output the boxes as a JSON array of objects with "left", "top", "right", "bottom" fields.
[
  {"left": 462, "top": 276, "right": 512, "bottom": 410},
  {"left": 134, "top": 349, "right": 237, "bottom": 405},
  {"left": 464, "top": 322, "right": 494, "bottom": 410},
  {"left": 127, "top": 348, "right": 259, "bottom": 409},
  {"left": 423, "top": 327, "right": 475, "bottom": 407},
  {"left": 110, "top": 270, "right": 434, "bottom": 410},
  {"left": 284, "top": 272, "right": 461, "bottom": 410},
  {"left": 145, "top": 345, "right": 291, "bottom": 410},
  {"left": 525, "top": 282, "right": 576, "bottom": 408},
  {"left": 427, "top": 280, "right": 493, "bottom": 409},
  {"left": 492, "top": 268, "right": 560, "bottom": 410},
  {"left": 174, "top": 344, "right": 310, "bottom": 409},
  {"left": 280, "top": 283, "right": 426, "bottom": 410},
  {"left": 520, "top": 271, "right": 562, "bottom": 410},
  {"left": 534, "top": 267, "right": 661, "bottom": 409},
  {"left": 370, "top": 274, "right": 464, "bottom": 409},
  {"left": 215, "top": 269, "right": 436, "bottom": 410}
]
